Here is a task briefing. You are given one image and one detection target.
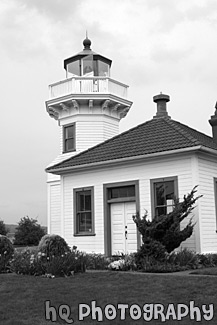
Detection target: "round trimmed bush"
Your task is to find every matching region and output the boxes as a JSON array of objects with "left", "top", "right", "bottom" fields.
[
  {"left": 0, "top": 235, "right": 14, "bottom": 272},
  {"left": 38, "top": 234, "right": 71, "bottom": 258}
]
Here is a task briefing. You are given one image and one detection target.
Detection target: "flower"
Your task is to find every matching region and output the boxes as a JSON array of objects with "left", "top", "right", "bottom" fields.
[{"left": 108, "top": 259, "right": 125, "bottom": 270}]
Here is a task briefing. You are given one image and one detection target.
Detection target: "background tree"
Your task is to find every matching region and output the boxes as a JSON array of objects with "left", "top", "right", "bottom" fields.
[
  {"left": 14, "top": 216, "right": 46, "bottom": 246},
  {"left": 133, "top": 186, "right": 201, "bottom": 254},
  {"left": 0, "top": 220, "right": 8, "bottom": 236}
]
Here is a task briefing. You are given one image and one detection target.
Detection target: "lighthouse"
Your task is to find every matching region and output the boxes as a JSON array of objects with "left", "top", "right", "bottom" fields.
[
  {"left": 46, "top": 37, "right": 133, "bottom": 166},
  {"left": 45, "top": 37, "right": 133, "bottom": 235}
]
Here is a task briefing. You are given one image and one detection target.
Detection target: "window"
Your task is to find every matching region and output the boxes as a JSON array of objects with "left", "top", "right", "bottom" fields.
[
  {"left": 151, "top": 177, "right": 178, "bottom": 217},
  {"left": 63, "top": 124, "right": 75, "bottom": 152},
  {"left": 74, "top": 187, "right": 94, "bottom": 235},
  {"left": 109, "top": 185, "right": 135, "bottom": 200},
  {"left": 67, "top": 60, "right": 81, "bottom": 77}
]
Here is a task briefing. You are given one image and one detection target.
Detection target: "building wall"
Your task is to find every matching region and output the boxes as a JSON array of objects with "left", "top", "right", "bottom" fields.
[
  {"left": 48, "top": 181, "right": 61, "bottom": 236},
  {"left": 198, "top": 153, "right": 217, "bottom": 253},
  {"left": 47, "top": 114, "right": 119, "bottom": 167},
  {"left": 51, "top": 152, "right": 201, "bottom": 254}
]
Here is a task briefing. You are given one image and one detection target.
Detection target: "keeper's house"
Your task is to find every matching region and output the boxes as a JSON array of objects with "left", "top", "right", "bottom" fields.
[{"left": 45, "top": 37, "right": 217, "bottom": 255}]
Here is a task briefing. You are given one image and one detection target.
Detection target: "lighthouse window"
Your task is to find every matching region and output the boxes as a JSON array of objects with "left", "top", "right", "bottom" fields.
[
  {"left": 63, "top": 124, "right": 75, "bottom": 152},
  {"left": 98, "top": 61, "right": 110, "bottom": 77},
  {"left": 83, "top": 55, "right": 93, "bottom": 76},
  {"left": 67, "top": 60, "right": 80, "bottom": 77}
]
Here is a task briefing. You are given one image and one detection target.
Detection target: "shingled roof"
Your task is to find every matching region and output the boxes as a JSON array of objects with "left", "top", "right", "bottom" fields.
[{"left": 46, "top": 116, "right": 217, "bottom": 173}]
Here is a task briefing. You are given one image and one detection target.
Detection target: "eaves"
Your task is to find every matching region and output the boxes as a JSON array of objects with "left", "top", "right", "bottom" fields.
[{"left": 45, "top": 145, "right": 217, "bottom": 175}]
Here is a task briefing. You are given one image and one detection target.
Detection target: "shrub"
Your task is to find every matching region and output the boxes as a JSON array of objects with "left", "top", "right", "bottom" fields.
[
  {"left": 38, "top": 234, "right": 71, "bottom": 258},
  {"left": 0, "top": 220, "right": 8, "bottom": 236},
  {"left": 14, "top": 216, "right": 45, "bottom": 246},
  {"left": 10, "top": 247, "right": 87, "bottom": 277},
  {"left": 85, "top": 253, "right": 111, "bottom": 270},
  {"left": 197, "top": 253, "right": 217, "bottom": 268},
  {"left": 135, "top": 239, "right": 167, "bottom": 270},
  {"left": 10, "top": 248, "right": 43, "bottom": 276},
  {"left": 168, "top": 249, "right": 199, "bottom": 270},
  {"left": 42, "top": 250, "right": 87, "bottom": 276},
  {"left": 138, "top": 257, "right": 186, "bottom": 273},
  {"left": 133, "top": 186, "right": 201, "bottom": 254},
  {"left": 0, "top": 235, "right": 14, "bottom": 272}
]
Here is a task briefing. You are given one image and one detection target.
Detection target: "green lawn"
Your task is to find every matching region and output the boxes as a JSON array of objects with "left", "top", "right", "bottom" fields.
[
  {"left": 190, "top": 267, "right": 217, "bottom": 276},
  {"left": 0, "top": 271, "right": 216, "bottom": 324}
]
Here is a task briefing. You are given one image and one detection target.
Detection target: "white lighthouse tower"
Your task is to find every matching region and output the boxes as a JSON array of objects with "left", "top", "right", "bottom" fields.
[
  {"left": 46, "top": 37, "right": 132, "bottom": 163},
  {"left": 46, "top": 37, "right": 132, "bottom": 234}
]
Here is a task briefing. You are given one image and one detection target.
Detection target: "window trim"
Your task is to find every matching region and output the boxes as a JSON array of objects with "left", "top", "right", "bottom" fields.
[
  {"left": 150, "top": 176, "right": 178, "bottom": 219},
  {"left": 73, "top": 186, "right": 95, "bottom": 236},
  {"left": 63, "top": 123, "right": 76, "bottom": 153}
]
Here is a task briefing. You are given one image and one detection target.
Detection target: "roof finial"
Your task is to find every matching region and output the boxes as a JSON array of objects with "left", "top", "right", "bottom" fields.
[{"left": 83, "top": 32, "right": 91, "bottom": 50}]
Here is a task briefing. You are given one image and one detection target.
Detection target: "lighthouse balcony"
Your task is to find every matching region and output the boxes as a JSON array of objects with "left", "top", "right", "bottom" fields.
[{"left": 48, "top": 76, "right": 129, "bottom": 100}]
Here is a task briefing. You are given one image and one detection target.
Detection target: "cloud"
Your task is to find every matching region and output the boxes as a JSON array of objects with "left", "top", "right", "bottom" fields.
[
  {"left": 0, "top": 0, "right": 87, "bottom": 62},
  {"left": 16, "top": 0, "right": 83, "bottom": 21}
]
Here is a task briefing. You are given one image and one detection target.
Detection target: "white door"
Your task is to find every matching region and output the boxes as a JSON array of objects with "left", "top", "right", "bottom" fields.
[{"left": 111, "top": 202, "right": 137, "bottom": 255}]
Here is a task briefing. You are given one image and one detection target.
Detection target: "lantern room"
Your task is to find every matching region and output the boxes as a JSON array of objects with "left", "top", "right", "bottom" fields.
[{"left": 64, "top": 37, "right": 112, "bottom": 78}]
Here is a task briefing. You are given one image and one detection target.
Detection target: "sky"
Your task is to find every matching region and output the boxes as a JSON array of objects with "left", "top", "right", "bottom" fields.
[{"left": 0, "top": 0, "right": 217, "bottom": 226}]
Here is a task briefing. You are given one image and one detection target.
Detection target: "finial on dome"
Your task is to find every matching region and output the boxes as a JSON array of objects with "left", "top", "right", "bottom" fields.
[{"left": 83, "top": 32, "right": 91, "bottom": 50}]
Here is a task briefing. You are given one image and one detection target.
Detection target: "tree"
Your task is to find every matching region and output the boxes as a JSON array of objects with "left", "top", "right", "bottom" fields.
[
  {"left": 133, "top": 186, "right": 201, "bottom": 254},
  {"left": 0, "top": 220, "right": 8, "bottom": 236},
  {"left": 14, "top": 216, "right": 46, "bottom": 246}
]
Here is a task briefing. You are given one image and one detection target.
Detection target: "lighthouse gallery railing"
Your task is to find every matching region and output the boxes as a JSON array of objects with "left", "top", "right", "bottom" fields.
[{"left": 49, "top": 77, "right": 128, "bottom": 99}]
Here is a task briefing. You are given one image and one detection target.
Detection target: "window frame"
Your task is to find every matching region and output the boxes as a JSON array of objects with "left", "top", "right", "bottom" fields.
[
  {"left": 73, "top": 187, "right": 95, "bottom": 236},
  {"left": 63, "top": 123, "right": 76, "bottom": 153},
  {"left": 150, "top": 176, "right": 178, "bottom": 218}
]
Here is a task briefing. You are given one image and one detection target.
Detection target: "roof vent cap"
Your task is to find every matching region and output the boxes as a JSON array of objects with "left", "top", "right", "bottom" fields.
[{"left": 153, "top": 93, "right": 170, "bottom": 119}]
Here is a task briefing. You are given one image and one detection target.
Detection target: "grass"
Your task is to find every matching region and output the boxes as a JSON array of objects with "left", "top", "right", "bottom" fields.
[
  {"left": 190, "top": 266, "right": 217, "bottom": 276},
  {"left": 0, "top": 271, "right": 217, "bottom": 324}
]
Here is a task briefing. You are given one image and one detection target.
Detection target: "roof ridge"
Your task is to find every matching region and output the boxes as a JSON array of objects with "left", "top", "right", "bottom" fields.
[{"left": 164, "top": 118, "right": 201, "bottom": 145}]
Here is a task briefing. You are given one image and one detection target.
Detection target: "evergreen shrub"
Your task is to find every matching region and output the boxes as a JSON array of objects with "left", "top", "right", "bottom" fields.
[{"left": 38, "top": 234, "right": 71, "bottom": 258}]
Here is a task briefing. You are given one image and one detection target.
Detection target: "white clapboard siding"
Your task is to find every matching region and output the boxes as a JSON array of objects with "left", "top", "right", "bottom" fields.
[
  {"left": 60, "top": 153, "right": 198, "bottom": 253},
  {"left": 49, "top": 183, "right": 61, "bottom": 236},
  {"left": 198, "top": 154, "right": 217, "bottom": 253},
  {"left": 49, "top": 116, "right": 119, "bottom": 167}
]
